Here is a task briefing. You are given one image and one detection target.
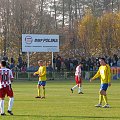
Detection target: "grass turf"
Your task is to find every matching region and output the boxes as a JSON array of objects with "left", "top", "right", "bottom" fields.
[{"left": 1, "top": 79, "right": 120, "bottom": 120}]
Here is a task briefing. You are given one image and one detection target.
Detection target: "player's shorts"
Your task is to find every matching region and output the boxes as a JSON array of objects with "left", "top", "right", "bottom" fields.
[
  {"left": 100, "top": 83, "right": 108, "bottom": 91},
  {"left": 38, "top": 81, "right": 46, "bottom": 86},
  {"left": 0, "top": 86, "right": 14, "bottom": 98},
  {"left": 75, "top": 75, "right": 82, "bottom": 84}
]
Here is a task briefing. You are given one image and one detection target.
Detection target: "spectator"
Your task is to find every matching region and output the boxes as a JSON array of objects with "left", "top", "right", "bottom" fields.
[
  {"left": 56, "top": 58, "right": 61, "bottom": 72},
  {"left": 46, "top": 61, "right": 54, "bottom": 80},
  {"left": 53, "top": 56, "right": 56, "bottom": 70}
]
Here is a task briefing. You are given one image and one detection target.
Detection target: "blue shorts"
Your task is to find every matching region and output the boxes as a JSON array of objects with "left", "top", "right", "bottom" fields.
[
  {"left": 38, "top": 81, "right": 46, "bottom": 86},
  {"left": 100, "top": 83, "right": 108, "bottom": 91}
]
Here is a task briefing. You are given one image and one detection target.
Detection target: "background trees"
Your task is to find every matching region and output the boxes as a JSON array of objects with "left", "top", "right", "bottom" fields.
[
  {"left": 0, "top": 0, "right": 120, "bottom": 62},
  {"left": 77, "top": 12, "right": 120, "bottom": 57}
]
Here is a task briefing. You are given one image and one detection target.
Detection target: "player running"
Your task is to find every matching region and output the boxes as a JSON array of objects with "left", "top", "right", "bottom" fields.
[
  {"left": 90, "top": 58, "right": 111, "bottom": 108},
  {"left": 71, "top": 62, "right": 83, "bottom": 94},
  {"left": 33, "top": 60, "right": 47, "bottom": 99},
  {"left": 0, "top": 60, "right": 14, "bottom": 115}
]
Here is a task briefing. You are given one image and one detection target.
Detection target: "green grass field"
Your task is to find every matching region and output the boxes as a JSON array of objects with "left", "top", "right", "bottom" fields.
[{"left": 1, "top": 79, "right": 120, "bottom": 120}]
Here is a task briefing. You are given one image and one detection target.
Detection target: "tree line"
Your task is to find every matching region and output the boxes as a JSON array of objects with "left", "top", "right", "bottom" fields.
[{"left": 0, "top": 0, "right": 120, "bottom": 62}]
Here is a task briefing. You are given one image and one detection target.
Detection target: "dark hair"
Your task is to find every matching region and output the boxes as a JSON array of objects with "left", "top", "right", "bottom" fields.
[
  {"left": 38, "top": 60, "right": 43, "bottom": 63},
  {"left": 78, "top": 62, "right": 83, "bottom": 65},
  {"left": 99, "top": 58, "right": 107, "bottom": 63},
  {"left": 1, "top": 60, "right": 6, "bottom": 67}
]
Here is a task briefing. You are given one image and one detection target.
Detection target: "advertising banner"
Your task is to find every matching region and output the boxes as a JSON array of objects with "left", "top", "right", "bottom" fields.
[{"left": 22, "top": 34, "right": 59, "bottom": 52}]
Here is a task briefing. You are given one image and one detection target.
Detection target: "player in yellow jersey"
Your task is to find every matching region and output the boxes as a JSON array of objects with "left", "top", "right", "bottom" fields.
[
  {"left": 33, "top": 60, "right": 47, "bottom": 99},
  {"left": 90, "top": 58, "right": 111, "bottom": 108}
]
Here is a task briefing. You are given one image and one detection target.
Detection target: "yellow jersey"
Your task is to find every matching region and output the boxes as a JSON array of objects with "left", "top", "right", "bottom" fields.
[
  {"left": 92, "top": 64, "right": 111, "bottom": 84},
  {"left": 34, "top": 66, "right": 46, "bottom": 81}
]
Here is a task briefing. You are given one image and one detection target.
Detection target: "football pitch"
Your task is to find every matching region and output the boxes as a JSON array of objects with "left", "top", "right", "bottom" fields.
[{"left": 1, "top": 79, "right": 120, "bottom": 120}]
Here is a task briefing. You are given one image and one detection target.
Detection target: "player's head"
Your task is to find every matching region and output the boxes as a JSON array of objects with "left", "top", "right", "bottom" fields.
[
  {"left": 79, "top": 62, "right": 83, "bottom": 67},
  {"left": 38, "top": 60, "right": 43, "bottom": 66},
  {"left": 99, "top": 58, "right": 106, "bottom": 65},
  {"left": 0, "top": 60, "right": 6, "bottom": 67}
]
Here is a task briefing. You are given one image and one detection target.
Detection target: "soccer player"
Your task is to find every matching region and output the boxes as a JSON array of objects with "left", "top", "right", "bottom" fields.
[
  {"left": 90, "top": 58, "right": 111, "bottom": 108},
  {"left": 33, "top": 60, "right": 47, "bottom": 99},
  {"left": 71, "top": 62, "right": 83, "bottom": 94},
  {"left": 0, "top": 60, "right": 14, "bottom": 115}
]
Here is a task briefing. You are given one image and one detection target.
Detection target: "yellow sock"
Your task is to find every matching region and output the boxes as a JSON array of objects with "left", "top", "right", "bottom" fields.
[
  {"left": 43, "top": 87, "right": 45, "bottom": 97},
  {"left": 38, "top": 88, "right": 40, "bottom": 96},
  {"left": 99, "top": 94, "right": 103, "bottom": 104},
  {"left": 103, "top": 95, "right": 108, "bottom": 105}
]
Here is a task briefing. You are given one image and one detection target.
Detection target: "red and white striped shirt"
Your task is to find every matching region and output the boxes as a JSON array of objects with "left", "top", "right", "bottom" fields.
[
  {"left": 0, "top": 68, "right": 14, "bottom": 89},
  {"left": 75, "top": 65, "right": 82, "bottom": 77}
]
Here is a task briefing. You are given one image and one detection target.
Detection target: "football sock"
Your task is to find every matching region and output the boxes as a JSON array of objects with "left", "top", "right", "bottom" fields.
[
  {"left": 78, "top": 87, "right": 82, "bottom": 93},
  {"left": 72, "top": 85, "right": 78, "bottom": 90},
  {"left": 8, "top": 97, "right": 14, "bottom": 111},
  {"left": 43, "top": 87, "right": 45, "bottom": 97},
  {"left": 99, "top": 94, "right": 103, "bottom": 104},
  {"left": 0, "top": 100, "right": 4, "bottom": 114},
  {"left": 38, "top": 88, "right": 40, "bottom": 96},
  {"left": 103, "top": 95, "right": 108, "bottom": 104}
]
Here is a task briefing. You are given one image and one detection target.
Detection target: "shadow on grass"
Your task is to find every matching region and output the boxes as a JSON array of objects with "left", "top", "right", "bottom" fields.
[
  {"left": 15, "top": 100, "right": 39, "bottom": 101},
  {"left": 9, "top": 115, "right": 120, "bottom": 119},
  {"left": 15, "top": 99, "right": 47, "bottom": 102}
]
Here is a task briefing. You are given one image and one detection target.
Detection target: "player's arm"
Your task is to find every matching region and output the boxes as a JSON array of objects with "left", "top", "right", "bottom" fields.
[
  {"left": 78, "top": 68, "right": 81, "bottom": 81},
  {"left": 10, "top": 70, "right": 14, "bottom": 82},
  {"left": 33, "top": 69, "right": 39, "bottom": 76},
  {"left": 90, "top": 68, "right": 100, "bottom": 82},
  {"left": 40, "top": 67, "right": 46, "bottom": 77},
  {"left": 11, "top": 78, "right": 14, "bottom": 82}
]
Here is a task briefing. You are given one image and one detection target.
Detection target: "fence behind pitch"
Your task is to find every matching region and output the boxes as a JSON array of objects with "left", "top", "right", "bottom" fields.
[{"left": 14, "top": 69, "right": 120, "bottom": 80}]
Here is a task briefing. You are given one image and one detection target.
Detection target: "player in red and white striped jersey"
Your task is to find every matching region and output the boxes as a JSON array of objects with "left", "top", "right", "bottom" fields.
[
  {"left": 0, "top": 60, "right": 14, "bottom": 116},
  {"left": 71, "top": 62, "right": 84, "bottom": 94}
]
